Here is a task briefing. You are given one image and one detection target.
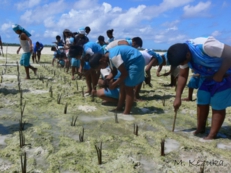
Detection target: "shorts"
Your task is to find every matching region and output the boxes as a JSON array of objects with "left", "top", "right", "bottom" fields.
[
  {"left": 20, "top": 52, "right": 31, "bottom": 67},
  {"left": 104, "top": 88, "right": 120, "bottom": 99},
  {"left": 124, "top": 55, "right": 145, "bottom": 87},
  {"left": 71, "top": 58, "right": 80, "bottom": 67},
  {"left": 83, "top": 62, "right": 91, "bottom": 70}
]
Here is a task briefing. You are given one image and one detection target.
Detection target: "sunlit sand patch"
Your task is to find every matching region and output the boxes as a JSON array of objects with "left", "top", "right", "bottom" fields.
[
  {"left": 2, "top": 75, "right": 17, "bottom": 79},
  {"left": 0, "top": 135, "right": 10, "bottom": 145},
  {"left": 79, "top": 116, "right": 112, "bottom": 122},
  {"left": 117, "top": 113, "right": 135, "bottom": 121},
  {"left": 77, "top": 105, "right": 97, "bottom": 112},
  {"left": 0, "top": 158, "right": 12, "bottom": 172},
  {"left": 165, "top": 138, "right": 180, "bottom": 154},
  {"left": 217, "top": 143, "right": 231, "bottom": 150},
  {"left": 25, "top": 89, "right": 49, "bottom": 94}
]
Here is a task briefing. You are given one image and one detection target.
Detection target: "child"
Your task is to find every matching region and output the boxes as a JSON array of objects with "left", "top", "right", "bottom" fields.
[
  {"left": 12, "top": 24, "right": 37, "bottom": 79},
  {"left": 88, "top": 45, "right": 145, "bottom": 114},
  {"left": 32, "top": 41, "right": 43, "bottom": 63},
  {"left": 68, "top": 45, "right": 84, "bottom": 80},
  {"left": 106, "top": 29, "right": 115, "bottom": 43},
  {"left": 134, "top": 49, "right": 164, "bottom": 100},
  {"left": 96, "top": 67, "right": 121, "bottom": 104},
  {"left": 167, "top": 36, "right": 231, "bottom": 140},
  {"left": 53, "top": 35, "right": 64, "bottom": 47},
  {"left": 63, "top": 29, "right": 74, "bottom": 72},
  {"left": 105, "top": 37, "right": 143, "bottom": 50},
  {"left": 156, "top": 53, "right": 179, "bottom": 87}
]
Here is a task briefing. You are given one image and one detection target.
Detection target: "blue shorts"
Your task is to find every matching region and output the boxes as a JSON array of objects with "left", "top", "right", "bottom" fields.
[
  {"left": 71, "top": 58, "right": 80, "bottom": 67},
  {"left": 20, "top": 52, "right": 31, "bottom": 67},
  {"left": 124, "top": 55, "right": 145, "bottom": 87},
  {"left": 83, "top": 62, "right": 91, "bottom": 70},
  {"left": 59, "top": 60, "right": 65, "bottom": 66},
  {"left": 197, "top": 89, "right": 231, "bottom": 110},
  {"left": 104, "top": 88, "right": 120, "bottom": 99},
  {"left": 187, "top": 76, "right": 200, "bottom": 89}
]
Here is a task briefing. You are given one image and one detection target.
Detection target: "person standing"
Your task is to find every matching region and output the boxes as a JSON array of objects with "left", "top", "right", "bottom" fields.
[{"left": 12, "top": 24, "right": 37, "bottom": 79}]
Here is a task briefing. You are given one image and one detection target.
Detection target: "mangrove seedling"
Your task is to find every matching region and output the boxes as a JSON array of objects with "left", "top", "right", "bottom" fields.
[
  {"left": 20, "top": 101, "right": 26, "bottom": 117},
  {"left": 49, "top": 86, "right": 53, "bottom": 98},
  {"left": 160, "top": 138, "right": 165, "bottom": 156},
  {"left": 200, "top": 163, "right": 205, "bottom": 173},
  {"left": 162, "top": 93, "right": 166, "bottom": 106},
  {"left": 133, "top": 124, "right": 139, "bottom": 136},
  {"left": 143, "top": 82, "right": 145, "bottom": 88},
  {"left": 81, "top": 86, "right": 85, "bottom": 97},
  {"left": 172, "top": 110, "right": 178, "bottom": 132},
  {"left": 19, "top": 129, "right": 25, "bottom": 148},
  {"left": 114, "top": 111, "right": 119, "bottom": 123},
  {"left": 64, "top": 103, "right": 68, "bottom": 114},
  {"left": 79, "top": 127, "right": 84, "bottom": 142},
  {"left": 57, "top": 93, "right": 62, "bottom": 104},
  {"left": 71, "top": 116, "right": 78, "bottom": 126},
  {"left": 19, "top": 89, "right": 23, "bottom": 106},
  {"left": 76, "top": 81, "right": 79, "bottom": 91},
  {"left": 46, "top": 80, "right": 49, "bottom": 88},
  {"left": 20, "top": 152, "right": 27, "bottom": 173},
  {"left": 0, "top": 75, "right": 2, "bottom": 83},
  {"left": 19, "top": 120, "right": 25, "bottom": 131},
  {"left": 95, "top": 142, "right": 102, "bottom": 165}
]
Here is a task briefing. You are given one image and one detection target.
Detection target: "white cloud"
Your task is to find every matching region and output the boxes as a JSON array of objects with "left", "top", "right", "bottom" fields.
[
  {"left": 16, "top": 0, "right": 41, "bottom": 10},
  {"left": 1, "top": 22, "right": 13, "bottom": 31},
  {"left": 44, "top": 30, "right": 59, "bottom": 38},
  {"left": 73, "top": 0, "right": 98, "bottom": 10},
  {"left": 162, "top": 20, "right": 180, "bottom": 27},
  {"left": 212, "top": 30, "right": 221, "bottom": 37},
  {"left": 20, "top": 0, "right": 67, "bottom": 24},
  {"left": 183, "top": 1, "right": 211, "bottom": 18}
]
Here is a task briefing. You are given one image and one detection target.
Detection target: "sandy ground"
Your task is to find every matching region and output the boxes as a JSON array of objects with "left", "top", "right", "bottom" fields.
[{"left": 1, "top": 46, "right": 54, "bottom": 55}]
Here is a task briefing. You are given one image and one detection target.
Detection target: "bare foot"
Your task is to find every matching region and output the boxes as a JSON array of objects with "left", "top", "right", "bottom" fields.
[
  {"left": 71, "top": 76, "right": 75, "bottom": 80},
  {"left": 25, "top": 77, "right": 30, "bottom": 80},
  {"left": 193, "top": 129, "right": 205, "bottom": 135},
  {"left": 203, "top": 135, "right": 216, "bottom": 140},
  {"left": 182, "top": 97, "right": 193, "bottom": 101},
  {"left": 85, "top": 90, "right": 91, "bottom": 94},
  {"left": 134, "top": 97, "right": 143, "bottom": 102},
  {"left": 33, "top": 68, "right": 37, "bottom": 75}
]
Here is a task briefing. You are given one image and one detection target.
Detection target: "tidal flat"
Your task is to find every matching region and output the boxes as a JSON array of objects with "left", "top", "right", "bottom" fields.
[{"left": 0, "top": 53, "right": 231, "bottom": 173}]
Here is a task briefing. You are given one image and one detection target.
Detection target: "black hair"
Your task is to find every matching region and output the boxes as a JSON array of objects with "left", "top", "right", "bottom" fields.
[
  {"left": 98, "top": 35, "right": 105, "bottom": 41},
  {"left": 69, "top": 45, "right": 84, "bottom": 57},
  {"left": 132, "top": 37, "right": 143, "bottom": 47},
  {"left": 167, "top": 43, "right": 189, "bottom": 67},
  {"left": 63, "top": 29, "right": 72, "bottom": 44},
  {"left": 36, "top": 41, "right": 39, "bottom": 45},
  {"left": 88, "top": 53, "right": 103, "bottom": 69},
  {"left": 107, "top": 29, "right": 114, "bottom": 35},
  {"left": 85, "top": 26, "right": 91, "bottom": 33},
  {"left": 56, "top": 35, "right": 61, "bottom": 39}
]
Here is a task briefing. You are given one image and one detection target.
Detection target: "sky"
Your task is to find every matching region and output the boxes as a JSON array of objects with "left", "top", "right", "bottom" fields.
[{"left": 0, "top": 0, "right": 230, "bottom": 50}]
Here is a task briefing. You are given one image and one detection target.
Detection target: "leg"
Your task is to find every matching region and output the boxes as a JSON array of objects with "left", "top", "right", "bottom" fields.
[
  {"left": 28, "top": 65, "right": 37, "bottom": 75},
  {"left": 97, "top": 88, "right": 118, "bottom": 103},
  {"left": 37, "top": 51, "right": 41, "bottom": 63},
  {"left": 24, "top": 67, "right": 30, "bottom": 79},
  {"left": 117, "top": 84, "right": 125, "bottom": 111},
  {"left": 134, "top": 83, "right": 142, "bottom": 101},
  {"left": 85, "top": 70, "right": 92, "bottom": 93},
  {"left": 71, "top": 66, "right": 75, "bottom": 80},
  {"left": 123, "top": 85, "right": 134, "bottom": 114},
  {"left": 204, "top": 109, "right": 226, "bottom": 140},
  {"left": 194, "top": 104, "right": 209, "bottom": 135},
  {"left": 182, "top": 88, "right": 194, "bottom": 101},
  {"left": 32, "top": 53, "right": 36, "bottom": 63}
]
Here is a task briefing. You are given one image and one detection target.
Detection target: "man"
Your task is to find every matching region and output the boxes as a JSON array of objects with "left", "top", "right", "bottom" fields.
[
  {"left": 32, "top": 41, "right": 44, "bottom": 63},
  {"left": 167, "top": 36, "right": 231, "bottom": 140},
  {"left": 12, "top": 24, "right": 37, "bottom": 79}
]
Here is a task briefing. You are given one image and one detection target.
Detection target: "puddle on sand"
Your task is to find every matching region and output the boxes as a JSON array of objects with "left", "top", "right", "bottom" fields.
[{"left": 217, "top": 143, "right": 231, "bottom": 150}]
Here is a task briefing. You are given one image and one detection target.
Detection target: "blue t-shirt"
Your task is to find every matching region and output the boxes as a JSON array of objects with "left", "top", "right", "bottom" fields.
[
  {"left": 108, "top": 45, "right": 142, "bottom": 69},
  {"left": 83, "top": 41, "right": 104, "bottom": 55},
  {"left": 33, "top": 42, "right": 44, "bottom": 52}
]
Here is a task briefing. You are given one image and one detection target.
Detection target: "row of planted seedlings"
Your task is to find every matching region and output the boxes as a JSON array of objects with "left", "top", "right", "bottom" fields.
[{"left": 14, "top": 60, "right": 186, "bottom": 170}]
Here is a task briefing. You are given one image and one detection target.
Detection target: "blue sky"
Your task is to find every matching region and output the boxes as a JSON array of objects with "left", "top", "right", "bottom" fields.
[{"left": 0, "top": 0, "right": 230, "bottom": 49}]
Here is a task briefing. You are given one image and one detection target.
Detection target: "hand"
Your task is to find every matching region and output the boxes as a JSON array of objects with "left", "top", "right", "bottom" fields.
[
  {"left": 16, "top": 49, "right": 20, "bottom": 54},
  {"left": 212, "top": 74, "right": 223, "bottom": 82},
  {"left": 91, "top": 89, "right": 97, "bottom": 96},
  {"left": 145, "top": 76, "right": 151, "bottom": 85},
  {"left": 163, "top": 72, "right": 170, "bottom": 76},
  {"left": 108, "top": 81, "right": 116, "bottom": 90},
  {"left": 173, "top": 97, "right": 181, "bottom": 112}
]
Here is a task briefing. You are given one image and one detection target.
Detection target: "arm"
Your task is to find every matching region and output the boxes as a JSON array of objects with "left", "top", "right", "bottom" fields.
[
  {"left": 145, "top": 58, "right": 156, "bottom": 77},
  {"left": 0, "top": 39, "right": 3, "bottom": 50},
  {"left": 109, "top": 63, "right": 128, "bottom": 89},
  {"left": 173, "top": 67, "right": 189, "bottom": 111},
  {"left": 213, "top": 44, "right": 231, "bottom": 82},
  {"left": 118, "top": 40, "right": 129, "bottom": 46},
  {"left": 156, "top": 64, "right": 163, "bottom": 77}
]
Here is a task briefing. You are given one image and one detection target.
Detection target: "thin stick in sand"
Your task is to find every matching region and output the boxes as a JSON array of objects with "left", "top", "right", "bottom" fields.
[{"left": 172, "top": 110, "right": 178, "bottom": 132}]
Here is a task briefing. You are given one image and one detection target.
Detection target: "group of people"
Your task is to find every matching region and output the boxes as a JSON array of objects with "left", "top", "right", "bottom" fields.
[{"left": 11, "top": 24, "right": 231, "bottom": 140}]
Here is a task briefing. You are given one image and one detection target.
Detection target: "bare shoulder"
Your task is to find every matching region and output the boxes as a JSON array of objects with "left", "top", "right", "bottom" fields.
[{"left": 20, "top": 33, "right": 28, "bottom": 40}]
